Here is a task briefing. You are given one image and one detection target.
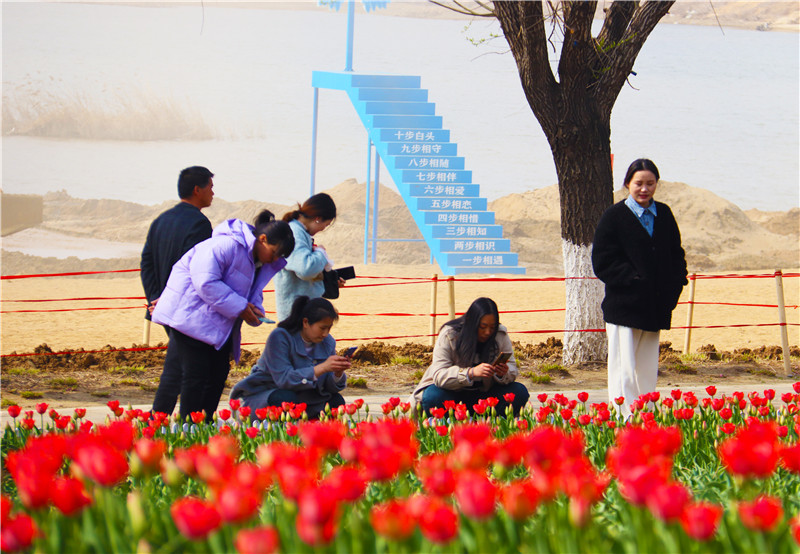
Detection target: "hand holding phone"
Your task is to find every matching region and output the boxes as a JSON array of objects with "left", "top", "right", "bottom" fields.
[
  {"left": 344, "top": 346, "right": 358, "bottom": 358},
  {"left": 492, "top": 352, "right": 512, "bottom": 366}
]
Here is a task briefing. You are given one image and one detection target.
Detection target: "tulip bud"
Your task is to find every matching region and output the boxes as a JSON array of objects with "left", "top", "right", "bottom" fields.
[
  {"left": 129, "top": 454, "right": 145, "bottom": 480},
  {"left": 127, "top": 491, "right": 147, "bottom": 538},
  {"left": 161, "top": 459, "right": 186, "bottom": 488}
]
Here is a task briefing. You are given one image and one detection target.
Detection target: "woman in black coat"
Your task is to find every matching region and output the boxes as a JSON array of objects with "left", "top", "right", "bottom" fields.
[{"left": 592, "top": 159, "right": 688, "bottom": 417}]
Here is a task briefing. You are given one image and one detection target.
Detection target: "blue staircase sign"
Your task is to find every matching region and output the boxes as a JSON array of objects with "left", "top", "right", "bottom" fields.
[{"left": 311, "top": 70, "right": 526, "bottom": 275}]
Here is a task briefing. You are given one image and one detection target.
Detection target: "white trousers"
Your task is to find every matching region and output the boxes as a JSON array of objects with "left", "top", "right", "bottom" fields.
[{"left": 606, "top": 323, "right": 660, "bottom": 417}]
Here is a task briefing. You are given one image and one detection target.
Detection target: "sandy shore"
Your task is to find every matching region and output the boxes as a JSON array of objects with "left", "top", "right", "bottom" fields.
[{"left": 2, "top": 264, "right": 797, "bottom": 356}]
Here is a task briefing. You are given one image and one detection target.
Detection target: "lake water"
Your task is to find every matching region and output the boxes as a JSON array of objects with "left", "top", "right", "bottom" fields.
[{"left": 2, "top": 2, "right": 798, "bottom": 212}]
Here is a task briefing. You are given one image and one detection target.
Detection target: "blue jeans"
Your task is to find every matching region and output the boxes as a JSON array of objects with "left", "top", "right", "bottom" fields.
[{"left": 421, "top": 381, "right": 530, "bottom": 417}]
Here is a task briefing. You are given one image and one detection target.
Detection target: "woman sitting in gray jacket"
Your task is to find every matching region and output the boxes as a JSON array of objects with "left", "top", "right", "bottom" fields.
[
  {"left": 230, "top": 296, "right": 350, "bottom": 419},
  {"left": 411, "top": 297, "right": 529, "bottom": 417}
]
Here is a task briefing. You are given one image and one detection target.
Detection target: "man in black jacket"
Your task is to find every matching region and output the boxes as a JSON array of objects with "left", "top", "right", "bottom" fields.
[{"left": 141, "top": 165, "right": 214, "bottom": 415}]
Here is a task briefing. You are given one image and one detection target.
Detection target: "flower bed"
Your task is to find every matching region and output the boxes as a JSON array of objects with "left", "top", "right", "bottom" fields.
[{"left": 2, "top": 385, "right": 800, "bottom": 553}]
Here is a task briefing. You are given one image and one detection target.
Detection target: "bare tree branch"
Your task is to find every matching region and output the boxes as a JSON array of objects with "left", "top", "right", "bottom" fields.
[
  {"left": 428, "top": 0, "right": 495, "bottom": 17},
  {"left": 594, "top": 0, "right": 675, "bottom": 118}
]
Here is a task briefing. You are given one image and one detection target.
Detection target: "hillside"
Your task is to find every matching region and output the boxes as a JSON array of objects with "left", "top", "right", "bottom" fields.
[{"left": 2, "top": 180, "right": 797, "bottom": 276}]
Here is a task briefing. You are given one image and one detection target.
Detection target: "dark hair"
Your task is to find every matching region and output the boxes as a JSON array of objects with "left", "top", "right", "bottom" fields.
[
  {"left": 278, "top": 296, "right": 339, "bottom": 333},
  {"left": 443, "top": 297, "right": 500, "bottom": 366},
  {"left": 253, "top": 210, "right": 294, "bottom": 259},
  {"left": 177, "top": 166, "right": 214, "bottom": 199},
  {"left": 623, "top": 159, "right": 660, "bottom": 188},
  {"left": 282, "top": 193, "right": 337, "bottom": 223}
]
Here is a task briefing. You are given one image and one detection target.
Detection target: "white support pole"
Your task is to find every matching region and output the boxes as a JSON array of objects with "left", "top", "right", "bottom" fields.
[
  {"left": 430, "top": 274, "right": 438, "bottom": 347},
  {"left": 683, "top": 273, "right": 696, "bottom": 354},
  {"left": 774, "top": 270, "right": 792, "bottom": 377},
  {"left": 142, "top": 319, "right": 151, "bottom": 346},
  {"left": 310, "top": 87, "right": 320, "bottom": 197},
  {"left": 447, "top": 276, "right": 455, "bottom": 321}
]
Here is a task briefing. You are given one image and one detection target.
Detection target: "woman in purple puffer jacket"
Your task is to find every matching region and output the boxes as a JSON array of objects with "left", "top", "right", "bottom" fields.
[{"left": 152, "top": 210, "right": 294, "bottom": 423}]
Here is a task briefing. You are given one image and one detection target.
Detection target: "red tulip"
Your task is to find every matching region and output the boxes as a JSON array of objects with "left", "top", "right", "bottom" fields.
[
  {"left": 296, "top": 514, "right": 337, "bottom": 547},
  {"left": 537, "top": 393, "right": 548, "bottom": 403},
  {"left": 738, "top": 495, "right": 784, "bottom": 532},
  {"left": 500, "top": 479, "right": 540, "bottom": 521},
  {"left": 0, "top": 513, "right": 39, "bottom": 552},
  {"left": 647, "top": 481, "right": 691, "bottom": 522},
  {"left": 229, "top": 398, "right": 241, "bottom": 411},
  {"left": 370, "top": 499, "right": 417, "bottom": 541},
  {"left": 323, "top": 466, "right": 366, "bottom": 502},
  {"left": 577, "top": 392, "right": 589, "bottom": 403},
  {"left": 417, "top": 453, "right": 456, "bottom": 497},
  {"left": 216, "top": 484, "right": 262, "bottom": 524},
  {"left": 35, "top": 403, "right": 48, "bottom": 415},
  {"left": 7, "top": 405, "right": 21, "bottom": 419},
  {"left": 234, "top": 526, "right": 280, "bottom": 554},
  {"left": 230, "top": 462, "right": 272, "bottom": 495},
  {"left": 1, "top": 495, "right": 11, "bottom": 526},
  {"left": 721, "top": 422, "right": 736, "bottom": 434},
  {"left": 504, "top": 392, "right": 516, "bottom": 403},
  {"left": 418, "top": 497, "right": 459, "bottom": 544},
  {"left": 718, "top": 420, "right": 780, "bottom": 479},
  {"left": 190, "top": 411, "right": 205, "bottom": 424},
  {"left": 789, "top": 516, "right": 800, "bottom": 546},
  {"left": 72, "top": 442, "right": 129, "bottom": 487},
  {"left": 298, "top": 484, "right": 340, "bottom": 526},
  {"left": 133, "top": 438, "right": 168, "bottom": 474},
  {"left": 298, "top": 421, "right": 346, "bottom": 455},
  {"left": 195, "top": 450, "right": 236, "bottom": 487},
  {"left": 245, "top": 427, "right": 259, "bottom": 439},
  {"left": 680, "top": 502, "right": 723, "bottom": 541},
  {"left": 218, "top": 409, "right": 232, "bottom": 421},
  {"left": 73, "top": 408, "right": 86, "bottom": 419},
  {"left": 616, "top": 463, "right": 671, "bottom": 507},
  {"left": 239, "top": 406, "right": 251, "bottom": 419},
  {"left": 450, "top": 423, "right": 494, "bottom": 470},
  {"left": 96, "top": 420, "right": 136, "bottom": 452},
  {"left": 779, "top": 443, "right": 800, "bottom": 474},
  {"left": 14, "top": 463, "right": 55, "bottom": 510},
  {"left": 171, "top": 497, "right": 221, "bottom": 540},
  {"left": 455, "top": 470, "right": 497, "bottom": 520},
  {"left": 49, "top": 477, "right": 91, "bottom": 516}
]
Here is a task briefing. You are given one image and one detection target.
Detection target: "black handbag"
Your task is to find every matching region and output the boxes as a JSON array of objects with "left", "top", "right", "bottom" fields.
[{"left": 322, "top": 269, "right": 339, "bottom": 299}]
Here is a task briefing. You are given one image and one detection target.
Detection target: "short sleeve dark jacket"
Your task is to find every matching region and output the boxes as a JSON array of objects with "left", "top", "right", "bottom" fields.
[{"left": 591, "top": 200, "right": 688, "bottom": 332}]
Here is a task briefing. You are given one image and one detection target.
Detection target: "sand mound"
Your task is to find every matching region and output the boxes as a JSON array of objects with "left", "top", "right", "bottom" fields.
[{"left": 1, "top": 180, "right": 798, "bottom": 276}]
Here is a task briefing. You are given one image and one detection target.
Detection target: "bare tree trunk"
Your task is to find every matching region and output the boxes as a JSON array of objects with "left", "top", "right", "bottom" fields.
[
  {"left": 491, "top": 0, "right": 676, "bottom": 363},
  {"left": 551, "top": 111, "right": 613, "bottom": 363}
]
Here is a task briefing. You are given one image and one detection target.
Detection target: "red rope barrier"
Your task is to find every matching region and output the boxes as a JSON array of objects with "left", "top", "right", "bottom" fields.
[
  {"left": 2, "top": 306, "right": 144, "bottom": 314},
  {"left": 0, "top": 268, "right": 141, "bottom": 280},
  {"left": 1, "top": 296, "right": 146, "bottom": 303}
]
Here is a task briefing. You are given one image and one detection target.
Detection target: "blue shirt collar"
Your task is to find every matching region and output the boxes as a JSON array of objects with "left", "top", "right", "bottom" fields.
[{"left": 625, "top": 195, "right": 657, "bottom": 217}]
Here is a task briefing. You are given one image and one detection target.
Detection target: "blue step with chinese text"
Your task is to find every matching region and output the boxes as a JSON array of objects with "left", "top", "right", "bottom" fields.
[{"left": 312, "top": 70, "right": 525, "bottom": 275}]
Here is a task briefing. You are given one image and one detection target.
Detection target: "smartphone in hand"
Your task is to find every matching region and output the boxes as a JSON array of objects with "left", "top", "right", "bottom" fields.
[
  {"left": 492, "top": 351, "right": 512, "bottom": 366},
  {"left": 344, "top": 346, "right": 358, "bottom": 358},
  {"left": 258, "top": 316, "right": 275, "bottom": 324}
]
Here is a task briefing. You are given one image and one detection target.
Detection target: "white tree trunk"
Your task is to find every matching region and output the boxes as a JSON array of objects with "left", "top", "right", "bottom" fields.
[{"left": 562, "top": 239, "right": 607, "bottom": 364}]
